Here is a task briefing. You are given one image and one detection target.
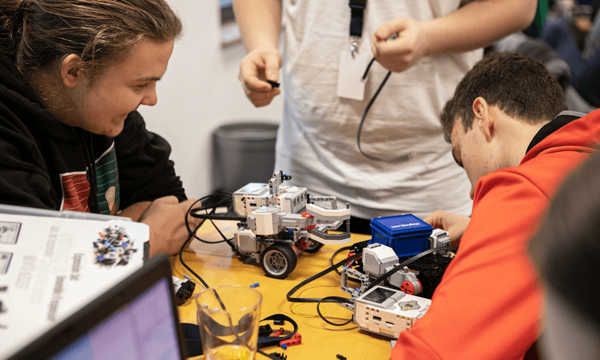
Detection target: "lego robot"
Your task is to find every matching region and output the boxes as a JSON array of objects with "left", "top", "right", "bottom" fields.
[
  {"left": 232, "top": 171, "right": 352, "bottom": 279},
  {"left": 339, "top": 234, "right": 450, "bottom": 338},
  {"left": 340, "top": 230, "right": 451, "bottom": 299},
  {"left": 341, "top": 243, "right": 424, "bottom": 299}
]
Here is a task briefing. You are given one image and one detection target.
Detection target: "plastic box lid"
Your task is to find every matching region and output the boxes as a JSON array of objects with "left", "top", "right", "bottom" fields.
[{"left": 370, "top": 214, "right": 432, "bottom": 238}]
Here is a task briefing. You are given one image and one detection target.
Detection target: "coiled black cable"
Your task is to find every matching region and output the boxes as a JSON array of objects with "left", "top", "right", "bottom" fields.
[
  {"left": 178, "top": 191, "right": 239, "bottom": 288},
  {"left": 286, "top": 253, "right": 362, "bottom": 326}
]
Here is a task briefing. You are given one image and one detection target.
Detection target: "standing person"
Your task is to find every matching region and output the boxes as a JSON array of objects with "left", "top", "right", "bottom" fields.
[
  {"left": 234, "top": 0, "right": 537, "bottom": 233},
  {"left": 0, "top": 0, "right": 199, "bottom": 257}
]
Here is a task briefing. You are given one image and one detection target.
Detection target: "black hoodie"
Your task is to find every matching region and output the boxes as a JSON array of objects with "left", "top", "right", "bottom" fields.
[{"left": 0, "top": 52, "right": 186, "bottom": 214}]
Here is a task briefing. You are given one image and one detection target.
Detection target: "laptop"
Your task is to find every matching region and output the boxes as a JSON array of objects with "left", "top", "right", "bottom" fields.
[{"left": 8, "top": 255, "right": 187, "bottom": 360}]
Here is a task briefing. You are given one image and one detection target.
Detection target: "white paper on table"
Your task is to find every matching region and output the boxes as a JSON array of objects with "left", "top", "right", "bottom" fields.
[{"left": 0, "top": 213, "right": 148, "bottom": 358}]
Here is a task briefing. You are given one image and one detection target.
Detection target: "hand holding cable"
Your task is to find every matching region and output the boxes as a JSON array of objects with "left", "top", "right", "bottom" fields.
[
  {"left": 371, "top": 17, "right": 428, "bottom": 73},
  {"left": 238, "top": 46, "right": 283, "bottom": 107}
]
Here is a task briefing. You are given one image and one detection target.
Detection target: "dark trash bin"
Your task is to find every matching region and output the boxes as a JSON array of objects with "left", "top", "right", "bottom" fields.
[{"left": 211, "top": 122, "right": 278, "bottom": 193}]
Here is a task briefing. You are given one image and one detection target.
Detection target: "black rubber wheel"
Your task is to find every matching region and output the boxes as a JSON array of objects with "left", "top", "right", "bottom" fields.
[
  {"left": 304, "top": 240, "right": 324, "bottom": 253},
  {"left": 261, "top": 243, "right": 297, "bottom": 279}
]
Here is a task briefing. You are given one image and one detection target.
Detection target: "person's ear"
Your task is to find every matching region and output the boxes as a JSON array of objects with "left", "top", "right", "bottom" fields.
[
  {"left": 472, "top": 97, "right": 493, "bottom": 142},
  {"left": 61, "top": 54, "right": 82, "bottom": 88}
]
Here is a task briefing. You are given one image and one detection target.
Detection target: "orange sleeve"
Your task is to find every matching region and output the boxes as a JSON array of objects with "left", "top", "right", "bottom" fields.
[{"left": 391, "top": 171, "right": 546, "bottom": 360}]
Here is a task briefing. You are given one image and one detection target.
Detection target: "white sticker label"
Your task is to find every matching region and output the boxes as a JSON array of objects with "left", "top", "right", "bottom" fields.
[{"left": 337, "top": 51, "right": 367, "bottom": 101}]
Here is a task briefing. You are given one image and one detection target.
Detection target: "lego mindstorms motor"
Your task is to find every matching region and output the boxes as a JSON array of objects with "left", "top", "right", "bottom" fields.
[
  {"left": 232, "top": 171, "right": 352, "bottom": 279},
  {"left": 341, "top": 243, "right": 424, "bottom": 299}
]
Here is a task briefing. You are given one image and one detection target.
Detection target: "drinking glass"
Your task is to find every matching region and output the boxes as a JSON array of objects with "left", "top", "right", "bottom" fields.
[{"left": 196, "top": 285, "right": 262, "bottom": 360}]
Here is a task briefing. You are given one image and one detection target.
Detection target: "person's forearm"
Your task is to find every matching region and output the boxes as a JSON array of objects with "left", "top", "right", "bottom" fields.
[
  {"left": 233, "top": 0, "right": 282, "bottom": 53},
  {"left": 119, "top": 201, "right": 151, "bottom": 222},
  {"left": 422, "top": 0, "right": 537, "bottom": 56}
]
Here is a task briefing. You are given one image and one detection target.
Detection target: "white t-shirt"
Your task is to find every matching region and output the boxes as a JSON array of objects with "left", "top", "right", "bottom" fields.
[{"left": 276, "top": 0, "right": 481, "bottom": 219}]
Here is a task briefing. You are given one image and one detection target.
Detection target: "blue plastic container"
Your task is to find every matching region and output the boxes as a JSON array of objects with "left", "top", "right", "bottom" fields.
[{"left": 368, "top": 214, "right": 433, "bottom": 257}]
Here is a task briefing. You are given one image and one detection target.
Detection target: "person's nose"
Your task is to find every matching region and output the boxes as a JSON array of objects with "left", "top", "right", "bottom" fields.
[{"left": 140, "top": 82, "right": 158, "bottom": 106}]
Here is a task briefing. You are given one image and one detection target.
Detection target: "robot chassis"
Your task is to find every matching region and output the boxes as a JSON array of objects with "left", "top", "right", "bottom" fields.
[
  {"left": 232, "top": 171, "right": 352, "bottom": 279},
  {"left": 339, "top": 230, "right": 452, "bottom": 338},
  {"left": 340, "top": 229, "right": 452, "bottom": 300}
]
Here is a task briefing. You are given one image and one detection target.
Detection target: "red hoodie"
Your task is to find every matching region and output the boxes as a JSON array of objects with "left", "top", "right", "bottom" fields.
[{"left": 391, "top": 110, "right": 600, "bottom": 360}]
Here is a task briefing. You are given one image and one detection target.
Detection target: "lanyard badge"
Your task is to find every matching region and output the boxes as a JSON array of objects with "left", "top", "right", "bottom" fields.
[
  {"left": 349, "top": 0, "right": 367, "bottom": 58},
  {"left": 337, "top": 0, "right": 368, "bottom": 101}
]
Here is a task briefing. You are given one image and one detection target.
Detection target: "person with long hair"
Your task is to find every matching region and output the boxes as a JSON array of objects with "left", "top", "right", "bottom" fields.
[{"left": 0, "top": 0, "right": 199, "bottom": 257}]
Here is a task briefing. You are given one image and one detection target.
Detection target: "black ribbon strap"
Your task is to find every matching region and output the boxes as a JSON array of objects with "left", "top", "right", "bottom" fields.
[
  {"left": 349, "top": 0, "right": 367, "bottom": 38},
  {"left": 257, "top": 314, "right": 299, "bottom": 348}
]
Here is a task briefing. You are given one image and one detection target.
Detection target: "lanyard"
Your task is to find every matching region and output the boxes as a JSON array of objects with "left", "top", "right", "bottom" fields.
[{"left": 349, "top": 0, "right": 367, "bottom": 57}]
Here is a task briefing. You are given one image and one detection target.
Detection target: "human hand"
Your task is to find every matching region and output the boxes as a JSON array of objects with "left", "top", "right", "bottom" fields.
[
  {"left": 371, "top": 17, "right": 429, "bottom": 73},
  {"left": 238, "top": 46, "right": 283, "bottom": 107},
  {"left": 139, "top": 196, "right": 202, "bottom": 258},
  {"left": 424, "top": 210, "right": 470, "bottom": 246},
  {"left": 575, "top": 16, "right": 592, "bottom": 32}
]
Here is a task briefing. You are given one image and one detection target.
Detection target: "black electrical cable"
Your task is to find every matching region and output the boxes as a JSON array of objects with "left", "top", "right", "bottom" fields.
[
  {"left": 186, "top": 202, "right": 231, "bottom": 245},
  {"left": 178, "top": 192, "right": 239, "bottom": 287},
  {"left": 356, "top": 67, "right": 392, "bottom": 162},
  {"left": 179, "top": 195, "right": 281, "bottom": 360},
  {"left": 184, "top": 198, "right": 204, "bottom": 234},
  {"left": 189, "top": 192, "right": 244, "bottom": 223},
  {"left": 185, "top": 194, "right": 238, "bottom": 249},
  {"left": 357, "top": 34, "right": 414, "bottom": 163},
  {"left": 330, "top": 245, "right": 353, "bottom": 270},
  {"left": 316, "top": 296, "right": 355, "bottom": 326},
  {"left": 363, "top": 246, "right": 458, "bottom": 294},
  {"left": 330, "top": 245, "right": 362, "bottom": 282},
  {"left": 178, "top": 220, "right": 210, "bottom": 289},
  {"left": 286, "top": 253, "right": 363, "bottom": 303},
  {"left": 191, "top": 214, "right": 247, "bottom": 221},
  {"left": 330, "top": 240, "right": 370, "bottom": 278},
  {"left": 190, "top": 193, "right": 245, "bottom": 222},
  {"left": 187, "top": 192, "right": 231, "bottom": 220},
  {"left": 362, "top": 57, "right": 376, "bottom": 80},
  {"left": 288, "top": 245, "right": 458, "bottom": 327},
  {"left": 286, "top": 252, "right": 361, "bottom": 326}
]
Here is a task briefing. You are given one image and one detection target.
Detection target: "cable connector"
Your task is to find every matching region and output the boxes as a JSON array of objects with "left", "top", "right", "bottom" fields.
[
  {"left": 267, "top": 80, "right": 280, "bottom": 89},
  {"left": 259, "top": 324, "right": 273, "bottom": 337},
  {"left": 269, "top": 352, "right": 288, "bottom": 360},
  {"left": 350, "top": 240, "right": 370, "bottom": 253},
  {"left": 172, "top": 276, "right": 195, "bottom": 306}
]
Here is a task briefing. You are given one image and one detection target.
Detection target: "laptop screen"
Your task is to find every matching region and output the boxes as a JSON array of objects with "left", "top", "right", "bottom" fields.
[
  {"left": 9, "top": 255, "right": 185, "bottom": 360},
  {"left": 50, "top": 277, "right": 181, "bottom": 360}
]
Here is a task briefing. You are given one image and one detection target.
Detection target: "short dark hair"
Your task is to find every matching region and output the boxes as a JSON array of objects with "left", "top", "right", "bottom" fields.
[
  {"left": 528, "top": 151, "right": 600, "bottom": 329},
  {"left": 440, "top": 52, "right": 567, "bottom": 142}
]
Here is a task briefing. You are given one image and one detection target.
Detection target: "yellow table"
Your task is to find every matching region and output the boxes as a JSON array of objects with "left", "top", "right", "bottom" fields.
[{"left": 171, "top": 220, "right": 393, "bottom": 360}]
